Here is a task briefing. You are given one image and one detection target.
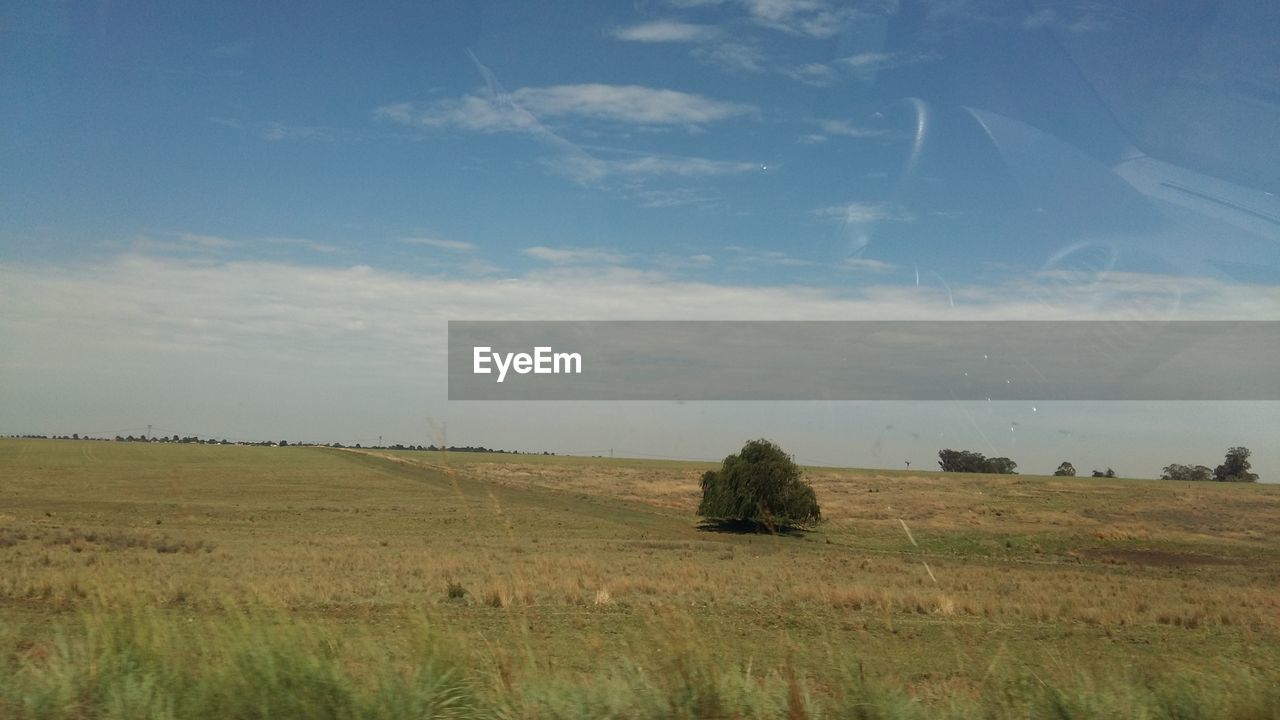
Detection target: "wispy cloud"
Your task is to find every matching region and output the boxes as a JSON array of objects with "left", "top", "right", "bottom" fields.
[
  {"left": 814, "top": 201, "right": 908, "bottom": 256},
  {"left": 780, "top": 62, "right": 840, "bottom": 86},
  {"left": 523, "top": 246, "right": 626, "bottom": 265},
  {"left": 800, "top": 118, "right": 890, "bottom": 143},
  {"left": 121, "top": 232, "right": 339, "bottom": 258},
  {"left": 515, "top": 85, "right": 755, "bottom": 125},
  {"left": 373, "top": 97, "right": 538, "bottom": 134},
  {"left": 724, "top": 246, "right": 814, "bottom": 268},
  {"left": 207, "top": 117, "right": 340, "bottom": 142},
  {"left": 178, "top": 233, "right": 240, "bottom": 249},
  {"left": 375, "top": 84, "right": 755, "bottom": 133},
  {"left": 814, "top": 201, "right": 900, "bottom": 224},
  {"left": 613, "top": 20, "right": 718, "bottom": 42},
  {"left": 772, "top": 51, "right": 940, "bottom": 88},
  {"left": 261, "top": 122, "right": 336, "bottom": 142},
  {"left": 740, "top": 0, "right": 862, "bottom": 38},
  {"left": 627, "top": 187, "right": 717, "bottom": 208},
  {"left": 262, "top": 237, "right": 341, "bottom": 254},
  {"left": 400, "top": 237, "right": 477, "bottom": 252},
  {"left": 548, "top": 152, "right": 758, "bottom": 184},
  {"left": 836, "top": 49, "right": 939, "bottom": 80},
  {"left": 838, "top": 257, "right": 897, "bottom": 273},
  {"left": 817, "top": 119, "right": 887, "bottom": 138},
  {"left": 1022, "top": 6, "right": 1117, "bottom": 33},
  {"left": 691, "top": 42, "right": 768, "bottom": 74},
  {"left": 125, "top": 233, "right": 238, "bottom": 255}
]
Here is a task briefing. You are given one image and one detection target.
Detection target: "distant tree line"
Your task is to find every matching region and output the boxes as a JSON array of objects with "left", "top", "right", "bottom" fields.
[
  {"left": 1162, "top": 447, "right": 1257, "bottom": 483},
  {"left": 324, "top": 443, "right": 544, "bottom": 454},
  {"left": 1051, "top": 462, "right": 1119, "bottom": 477},
  {"left": 938, "top": 449, "right": 1017, "bottom": 474},
  {"left": 3, "top": 434, "right": 547, "bottom": 454}
]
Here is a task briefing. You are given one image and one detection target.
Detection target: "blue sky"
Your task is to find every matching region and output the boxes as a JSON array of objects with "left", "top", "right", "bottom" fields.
[{"left": 3, "top": 1, "right": 1279, "bottom": 477}]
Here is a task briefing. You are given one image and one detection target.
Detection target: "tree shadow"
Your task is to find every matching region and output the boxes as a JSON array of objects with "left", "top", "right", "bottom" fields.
[{"left": 695, "top": 519, "right": 809, "bottom": 538}]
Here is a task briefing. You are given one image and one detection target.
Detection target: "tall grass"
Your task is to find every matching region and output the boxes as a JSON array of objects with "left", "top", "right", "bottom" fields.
[
  {"left": 3, "top": 606, "right": 1278, "bottom": 720},
  {"left": 1, "top": 606, "right": 478, "bottom": 720}
]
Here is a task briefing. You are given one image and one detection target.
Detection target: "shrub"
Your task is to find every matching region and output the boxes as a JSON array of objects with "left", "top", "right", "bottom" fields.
[
  {"left": 445, "top": 581, "right": 468, "bottom": 601},
  {"left": 696, "top": 439, "right": 820, "bottom": 531}
]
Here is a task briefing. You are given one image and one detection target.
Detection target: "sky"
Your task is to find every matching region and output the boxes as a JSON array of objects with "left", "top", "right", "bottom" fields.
[{"left": 3, "top": 0, "right": 1279, "bottom": 479}]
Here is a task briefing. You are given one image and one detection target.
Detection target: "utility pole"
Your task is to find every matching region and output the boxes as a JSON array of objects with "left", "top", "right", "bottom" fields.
[
  {"left": 147, "top": 424, "right": 152, "bottom": 439},
  {"left": 905, "top": 459, "right": 911, "bottom": 469},
  {"left": 378, "top": 435, "right": 383, "bottom": 448}
]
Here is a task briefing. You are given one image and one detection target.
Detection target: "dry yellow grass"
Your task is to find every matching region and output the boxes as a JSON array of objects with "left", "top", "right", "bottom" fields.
[{"left": 2, "top": 439, "right": 1279, "bottom": 715}]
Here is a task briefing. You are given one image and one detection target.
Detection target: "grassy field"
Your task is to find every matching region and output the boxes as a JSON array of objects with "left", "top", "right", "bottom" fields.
[{"left": 1, "top": 438, "right": 1278, "bottom": 718}]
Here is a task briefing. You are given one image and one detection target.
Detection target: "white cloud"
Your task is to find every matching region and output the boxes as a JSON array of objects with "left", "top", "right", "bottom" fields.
[
  {"left": 376, "top": 85, "right": 755, "bottom": 133},
  {"left": 373, "top": 97, "right": 539, "bottom": 134},
  {"left": 512, "top": 85, "right": 755, "bottom": 125},
  {"left": 781, "top": 62, "right": 840, "bottom": 86},
  {"left": 839, "top": 51, "right": 896, "bottom": 68},
  {"left": 815, "top": 201, "right": 899, "bottom": 224},
  {"left": 1022, "top": 7, "right": 1117, "bottom": 33},
  {"left": 178, "top": 233, "right": 240, "bottom": 249},
  {"left": 522, "top": 246, "right": 626, "bottom": 265},
  {"left": 839, "top": 257, "right": 897, "bottom": 273},
  {"left": 400, "top": 237, "right": 477, "bottom": 252},
  {"left": 836, "top": 50, "right": 938, "bottom": 80},
  {"left": 547, "top": 152, "right": 757, "bottom": 185},
  {"left": 817, "top": 119, "right": 886, "bottom": 138},
  {"left": 4, "top": 255, "right": 1274, "bottom": 473},
  {"left": 263, "top": 237, "right": 340, "bottom": 254},
  {"left": 742, "top": 0, "right": 862, "bottom": 37},
  {"left": 125, "top": 233, "right": 341, "bottom": 256},
  {"left": 613, "top": 20, "right": 718, "bottom": 42}
]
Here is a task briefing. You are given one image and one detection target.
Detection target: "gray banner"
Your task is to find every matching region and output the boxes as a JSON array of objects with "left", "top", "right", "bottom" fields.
[{"left": 448, "top": 321, "right": 1278, "bottom": 400}]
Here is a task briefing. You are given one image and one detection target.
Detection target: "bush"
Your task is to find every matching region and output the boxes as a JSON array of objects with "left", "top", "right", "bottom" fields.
[{"left": 696, "top": 439, "right": 820, "bottom": 531}]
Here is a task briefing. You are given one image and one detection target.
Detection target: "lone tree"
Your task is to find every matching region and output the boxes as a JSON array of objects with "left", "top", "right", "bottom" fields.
[
  {"left": 697, "top": 439, "right": 820, "bottom": 531},
  {"left": 1213, "top": 447, "right": 1258, "bottom": 483},
  {"left": 1054, "top": 461, "right": 1076, "bottom": 477}
]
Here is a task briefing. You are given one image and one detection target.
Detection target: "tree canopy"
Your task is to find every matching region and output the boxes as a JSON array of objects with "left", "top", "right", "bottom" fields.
[
  {"left": 938, "top": 449, "right": 1018, "bottom": 474},
  {"left": 1213, "top": 447, "right": 1258, "bottom": 483},
  {"left": 696, "top": 439, "right": 820, "bottom": 531},
  {"left": 1161, "top": 463, "right": 1213, "bottom": 482},
  {"left": 1054, "top": 462, "right": 1076, "bottom": 477},
  {"left": 1160, "top": 447, "right": 1257, "bottom": 482}
]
